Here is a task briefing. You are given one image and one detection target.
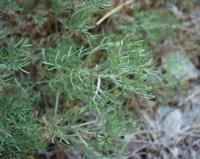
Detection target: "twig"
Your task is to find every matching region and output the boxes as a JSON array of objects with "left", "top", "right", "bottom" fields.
[
  {"left": 178, "top": 89, "right": 200, "bottom": 106},
  {"left": 178, "top": 132, "right": 200, "bottom": 138},
  {"left": 182, "top": 123, "right": 200, "bottom": 131},
  {"left": 129, "top": 130, "right": 164, "bottom": 137},
  {"left": 130, "top": 144, "right": 148, "bottom": 155},
  {"left": 96, "top": 0, "right": 134, "bottom": 26}
]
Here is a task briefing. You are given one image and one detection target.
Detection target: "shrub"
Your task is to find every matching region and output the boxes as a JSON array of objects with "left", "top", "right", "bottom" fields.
[{"left": 0, "top": 0, "right": 154, "bottom": 158}]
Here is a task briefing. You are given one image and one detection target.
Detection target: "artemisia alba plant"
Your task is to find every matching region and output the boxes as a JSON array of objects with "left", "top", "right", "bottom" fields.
[{"left": 0, "top": 0, "right": 155, "bottom": 158}]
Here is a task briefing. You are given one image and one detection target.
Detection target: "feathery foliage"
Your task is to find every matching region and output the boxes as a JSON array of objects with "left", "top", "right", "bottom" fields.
[
  {"left": 0, "top": 95, "right": 44, "bottom": 159},
  {"left": 0, "top": 0, "right": 156, "bottom": 158}
]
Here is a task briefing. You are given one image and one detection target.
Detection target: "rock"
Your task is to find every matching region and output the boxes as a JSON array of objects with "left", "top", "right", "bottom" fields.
[
  {"left": 160, "top": 108, "right": 182, "bottom": 136},
  {"left": 162, "top": 52, "right": 199, "bottom": 82}
]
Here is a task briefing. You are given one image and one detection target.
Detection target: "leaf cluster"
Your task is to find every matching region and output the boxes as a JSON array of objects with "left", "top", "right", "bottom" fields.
[{"left": 0, "top": 95, "right": 44, "bottom": 159}]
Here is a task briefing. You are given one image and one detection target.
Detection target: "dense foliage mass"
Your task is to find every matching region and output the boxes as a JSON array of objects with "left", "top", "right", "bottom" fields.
[{"left": 3, "top": 0, "right": 196, "bottom": 158}]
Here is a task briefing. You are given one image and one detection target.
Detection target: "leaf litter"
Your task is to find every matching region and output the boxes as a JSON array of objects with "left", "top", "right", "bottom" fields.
[{"left": 126, "top": 3, "right": 200, "bottom": 159}]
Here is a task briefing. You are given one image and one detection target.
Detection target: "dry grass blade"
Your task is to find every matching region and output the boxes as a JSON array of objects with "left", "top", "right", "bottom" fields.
[{"left": 96, "top": 0, "right": 134, "bottom": 26}]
